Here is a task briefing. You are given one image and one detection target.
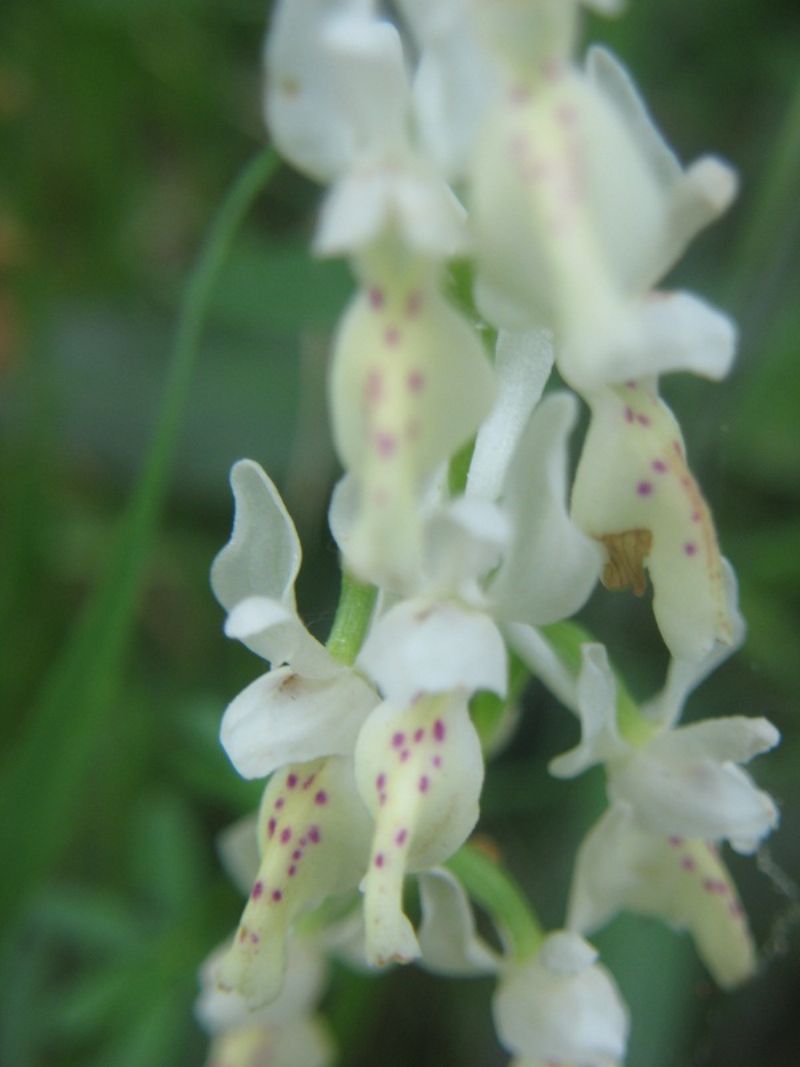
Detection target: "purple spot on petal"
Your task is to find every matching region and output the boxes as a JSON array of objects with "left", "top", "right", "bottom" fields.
[
  {"left": 680, "top": 856, "right": 696, "bottom": 871},
  {"left": 375, "top": 853, "right": 385, "bottom": 869},
  {"left": 364, "top": 369, "right": 384, "bottom": 406},
  {"left": 249, "top": 932, "right": 260, "bottom": 944},
  {"left": 668, "top": 836, "right": 683, "bottom": 847},
  {"left": 292, "top": 849, "right": 302, "bottom": 861},
  {"left": 432, "top": 755, "right": 442, "bottom": 768},
  {"left": 272, "top": 889, "right": 283, "bottom": 903},
  {"left": 433, "top": 720, "right": 446, "bottom": 742},
  {"left": 302, "top": 775, "right": 316, "bottom": 790},
  {"left": 267, "top": 818, "right": 276, "bottom": 838},
  {"left": 368, "top": 287, "right": 384, "bottom": 309},
  {"left": 275, "top": 797, "right": 285, "bottom": 810},
  {"left": 384, "top": 326, "right": 401, "bottom": 347},
  {"left": 376, "top": 773, "right": 386, "bottom": 791},
  {"left": 314, "top": 790, "right": 328, "bottom": 806},
  {"left": 636, "top": 481, "right": 653, "bottom": 497},
  {"left": 400, "top": 749, "right": 410, "bottom": 763},
  {"left": 251, "top": 881, "right": 264, "bottom": 900},
  {"left": 419, "top": 776, "right": 430, "bottom": 793},
  {"left": 636, "top": 414, "right": 651, "bottom": 426},
  {"left": 652, "top": 459, "right": 667, "bottom": 473},
  {"left": 405, "top": 290, "right": 423, "bottom": 317},
  {"left": 286, "top": 773, "right": 298, "bottom": 789},
  {"left": 692, "top": 510, "right": 702, "bottom": 523},
  {"left": 624, "top": 406, "right": 634, "bottom": 423},
  {"left": 374, "top": 431, "right": 397, "bottom": 458},
  {"left": 309, "top": 826, "right": 321, "bottom": 844},
  {"left": 407, "top": 370, "right": 425, "bottom": 393},
  {"left": 684, "top": 542, "right": 698, "bottom": 557},
  {"left": 414, "top": 728, "right": 425, "bottom": 743},
  {"left": 394, "top": 829, "right": 408, "bottom": 846},
  {"left": 392, "top": 732, "right": 405, "bottom": 748},
  {"left": 280, "top": 828, "right": 292, "bottom": 844}
]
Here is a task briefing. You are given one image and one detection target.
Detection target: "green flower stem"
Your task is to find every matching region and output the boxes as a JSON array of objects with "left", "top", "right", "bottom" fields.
[
  {"left": 470, "top": 650, "right": 530, "bottom": 751},
  {"left": 0, "top": 148, "right": 278, "bottom": 929},
  {"left": 447, "top": 842, "right": 543, "bottom": 961},
  {"left": 326, "top": 572, "right": 378, "bottom": 666},
  {"left": 541, "top": 620, "right": 655, "bottom": 745}
]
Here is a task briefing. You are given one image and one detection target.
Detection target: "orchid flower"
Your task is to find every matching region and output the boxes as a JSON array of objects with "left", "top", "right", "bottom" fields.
[
  {"left": 510, "top": 618, "right": 779, "bottom": 987},
  {"left": 197, "top": 935, "right": 334, "bottom": 1067},
  {"left": 416, "top": 866, "right": 629, "bottom": 1066},
  {"left": 267, "top": 1, "right": 496, "bottom": 589},
  {"left": 471, "top": 38, "right": 737, "bottom": 393},
  {"left": 211, "top": 459, "right": 378, "bottom": 779}
]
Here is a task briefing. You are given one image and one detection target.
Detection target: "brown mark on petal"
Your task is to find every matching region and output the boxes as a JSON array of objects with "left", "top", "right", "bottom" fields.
[{"left": 600, "top": 530, "right": 653, "bottom": 597}]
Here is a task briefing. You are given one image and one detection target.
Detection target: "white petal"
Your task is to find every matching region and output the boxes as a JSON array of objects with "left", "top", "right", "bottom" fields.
[
  {"left": 211, "top": 459, "right": 301, "bottom": 623},
  {"left": 491, "top": 392, "right": 602, "bottom": 624},
  {"left": 223, "top": 596, "right": 332, "bottom": 677},
  {"left": 423, "top": 495, "right": 509, "bottom": 600},
  {"left": 355, "top": 693, "right": 484, "bottom": 966},
  {"left": 505, "top": 622, "right": 580, "bottom": 714},
  {"left": 571, "top": 291, "right": 737, "bottom": 389},
  {"left": 417, "top": 868, "right": 500, "bottom": 976},
  {"left": 549, "top": 645, "right": 629, "bottom": 778},
  {"left": 643, "top": 559, "right": 745, "bottom": 728},
  {"left": 359, "top": 599, "right": 507, "bottom": 705},
  {"left": 410, "top": 18, "right": 498, "bottom": 180},
  {"left": 221, "top": 665, "right": 378, "bottom": 780},
  {"left": 493, "top": 932, "right": 629, "bottom": 1067},
  {"left": 568, "top": 805, "right": 758, "bottom": 988},
  {"left": 263, "top": 0, "right": 371, "bottom": 183},
  {"left": 586, "top": 46, "right": 736, "bottom": 289},
  {"left": 610, "top": 717, "right": 780, "bottom": 851},
  {"left": 467, "top": 329, "right": 555, "bottom": 502}
]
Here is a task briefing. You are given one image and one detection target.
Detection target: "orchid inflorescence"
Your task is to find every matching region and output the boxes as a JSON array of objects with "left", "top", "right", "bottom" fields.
[{"left": 196, "top": 2, "right": 781, "bottom": 1064}]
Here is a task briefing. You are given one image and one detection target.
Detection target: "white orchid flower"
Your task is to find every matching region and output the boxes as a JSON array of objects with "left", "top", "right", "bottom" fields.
[
  {"left": 328, "top": 244, "right": 495, "bottom": 592},
  {"left": 493, "top": 931, "right": 629, "bottom": 1067},
  {"left": 266, "top": 0, "right": 466, "bottom": 258},
  {"left": 197, "top": 933, "right": 334, "bottom": 1067},
  {"left": 567, "top": 804, "right": 759, "bottom": 990},
  {"left": 471, "top": 42, "right": 737, "bottom": 393},
  {"left": 539, "top": 630, "right": 780, "bottom": 853},
  {"left": 416, "top": 867, "right": 629, "bottom": 1066},
  {"left": 211, "top": 459, "right": 379, "bottom": 780}
]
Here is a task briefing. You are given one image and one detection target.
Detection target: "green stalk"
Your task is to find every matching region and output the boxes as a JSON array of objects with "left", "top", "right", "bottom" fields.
[
  {"left": 0, "top": 149, "right": 278, "bottom": 930},
  {"left": 447, "top": 842, "right": 543, "bottom": 961},
  {"left": 325, "top": 572, "right": 378, "bottom": 667}
]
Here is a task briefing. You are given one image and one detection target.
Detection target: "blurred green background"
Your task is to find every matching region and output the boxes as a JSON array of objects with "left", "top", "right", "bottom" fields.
[{"left": 1, "top": 1, "right": 798, "bottom": 1064}]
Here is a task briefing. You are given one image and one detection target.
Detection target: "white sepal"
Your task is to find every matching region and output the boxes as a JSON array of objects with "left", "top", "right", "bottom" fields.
[
  {"left": 417, "top": 868, "right": 500, "bottom": 976},
  {"left": 609, "top": 716, "right": 780, "bottom": 853},
  {"left": 211, "top": 460, "right": 301, "bottom": 619},
  {"left": 358, "top": 599, "right": 507, "bottom": 706},
  {"left": 549, "top": 644, "right": 629, "bottom": 778},
  {"left": 490, "top": 392, "right": 602, "bottom": 625},
  {"left": 467, "top": 329, "right": 554, "bottom": 503},
  {"left": 220, "top": 665, "right": 378, "bottom": 780},
  {"left": 493, "top": 931, "right": 629, "bottom": 1067}
]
